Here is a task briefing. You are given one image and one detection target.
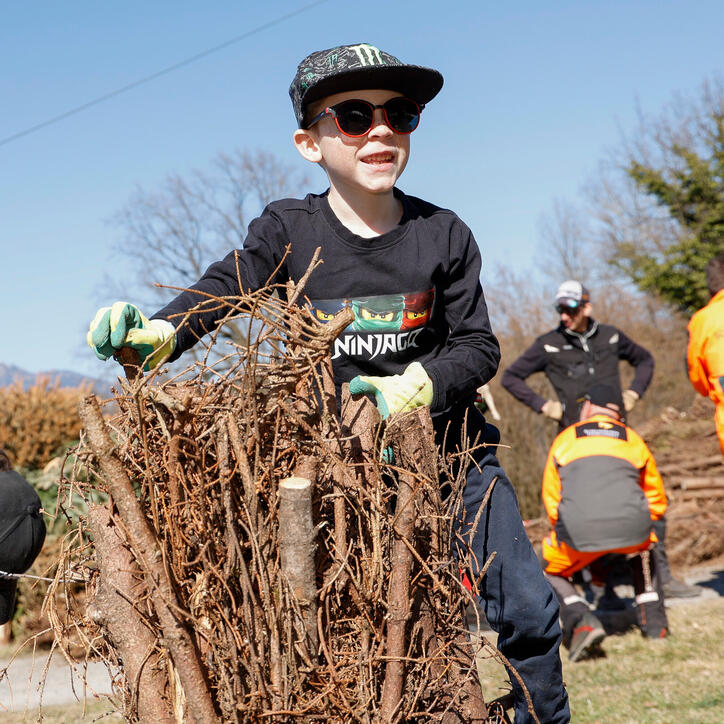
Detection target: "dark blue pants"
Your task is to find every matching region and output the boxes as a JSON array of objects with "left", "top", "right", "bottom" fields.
[{"left": 459, "top": 452, "right": 570, "bottom": 724}]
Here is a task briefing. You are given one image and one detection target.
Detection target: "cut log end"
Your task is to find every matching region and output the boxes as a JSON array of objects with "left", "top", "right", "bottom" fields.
[{"left": 280, "top": 477, "right": 312, "bottom": 491}]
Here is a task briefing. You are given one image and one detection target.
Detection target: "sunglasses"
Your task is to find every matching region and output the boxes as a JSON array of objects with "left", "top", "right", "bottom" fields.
[
  {"left": 306, "top": 97, "right": 423, "bottom": 137},
  {"left": 555, "top": 302, "right": 581, "bottom": 315}
]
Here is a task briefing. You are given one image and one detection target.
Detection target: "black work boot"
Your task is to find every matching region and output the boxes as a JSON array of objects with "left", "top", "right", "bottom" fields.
[
  {"left": 545, "top": 572, "right": 591, "bottom": 647},
  {"left": 630, "top": 551, "right": 668, "bottom": 639},
  {"left": 568, "top": 612, "right": 606, "bottom": 662}
]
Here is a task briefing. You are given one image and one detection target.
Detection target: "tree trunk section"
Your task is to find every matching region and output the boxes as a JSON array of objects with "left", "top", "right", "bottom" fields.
[
  {"left": 378, "top": 416, "right": 420, "bottom": 721},
  {"left": 79, "top": 395, "right": 218, "bottom": 724},
  {"left": 86, "top": 504, "right": 175, "bottom": 723},
  {"left": 278, "top": 476, "right": 319, "bottom": 658}
]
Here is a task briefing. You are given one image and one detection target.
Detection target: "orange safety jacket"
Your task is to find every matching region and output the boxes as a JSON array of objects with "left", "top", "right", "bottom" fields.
[
  {"left": 687, "top": 288, "right": 724, "bottom": 406},
  {"left": 541, "top": 414, "right": 667, "bottom": 552}
]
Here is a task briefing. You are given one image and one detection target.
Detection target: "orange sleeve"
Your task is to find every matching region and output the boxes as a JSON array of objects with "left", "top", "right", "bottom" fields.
[
  {"left": 687, "top": 315, "right": 710, "bottom": 397},
  {"left": 541, "top": 438, "right": 562, "bottom": 527},
  {"left": 639, "top": 444, "right": 668, "bottom": 520}
]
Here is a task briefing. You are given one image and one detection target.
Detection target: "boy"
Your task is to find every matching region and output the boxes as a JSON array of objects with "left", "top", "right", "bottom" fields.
[{"left": 88, "top": 43, "right": 569, "bottom": 723}]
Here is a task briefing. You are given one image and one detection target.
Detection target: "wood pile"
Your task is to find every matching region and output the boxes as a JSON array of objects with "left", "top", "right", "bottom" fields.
[
  {"left": 45, "top": 265, "right": 509, "bottom": 723},
  {"left": 638, "top": 396, "right": 724, "bottom": 568}
]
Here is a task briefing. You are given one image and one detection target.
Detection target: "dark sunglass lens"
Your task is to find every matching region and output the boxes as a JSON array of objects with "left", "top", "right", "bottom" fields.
[
  {"left": 336, "top": 100, "right": 374, "bottom": 135},
  {"left": 385, "top": 98, "right": 420, "bottom": 133}
]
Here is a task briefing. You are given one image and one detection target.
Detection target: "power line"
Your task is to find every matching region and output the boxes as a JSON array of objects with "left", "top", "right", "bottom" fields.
[{"left": 0, "top": 0, "right": 328, "bottom": 149}]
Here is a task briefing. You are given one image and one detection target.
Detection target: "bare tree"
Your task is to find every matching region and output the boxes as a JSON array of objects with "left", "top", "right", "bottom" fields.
[
  {"left": 583, "top": 157, "right": 681, "bottom": 281},
  {"left": 101, "top": 148, "right": 309, "bottom": 370},
  {"left": 107, "top": 148, "right": 308, "bottom": 308},
  {"left": 535, "top": 198, "right": 595, "bottom": 282},
  {"left": 583, "top": 78, "right": 724, "bottom": 312}
]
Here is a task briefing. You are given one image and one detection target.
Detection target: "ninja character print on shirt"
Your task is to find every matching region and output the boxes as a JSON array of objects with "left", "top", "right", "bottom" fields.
[{"left": 309, "top": 288, "right": 434, "bottom": 361}]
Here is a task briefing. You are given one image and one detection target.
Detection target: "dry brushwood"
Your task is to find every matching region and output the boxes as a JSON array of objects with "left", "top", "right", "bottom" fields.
[{"left": 48, "top": 260, "right": 514, "bottom": 723}]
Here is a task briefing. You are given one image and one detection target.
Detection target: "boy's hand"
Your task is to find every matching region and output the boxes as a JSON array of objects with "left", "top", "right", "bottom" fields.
[
  {"left": 348, "top": 362, "right": 433, "bottom": 419},
  {"left": 87, "top": 302, "right": 176, "bottom": 372}
]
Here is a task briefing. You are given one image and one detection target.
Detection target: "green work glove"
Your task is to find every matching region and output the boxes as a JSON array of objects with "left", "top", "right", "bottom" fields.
[
  {"left": 87, "top": 302, "right": 176, "bottom": 372},
  {"left": 348, "top": 362, "right": 433, "bottom": 419}
]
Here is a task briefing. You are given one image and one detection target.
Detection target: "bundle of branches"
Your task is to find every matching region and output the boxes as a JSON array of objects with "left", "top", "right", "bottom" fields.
[{"left": 49, "top": 256, "right": 506, "bottom": 723}]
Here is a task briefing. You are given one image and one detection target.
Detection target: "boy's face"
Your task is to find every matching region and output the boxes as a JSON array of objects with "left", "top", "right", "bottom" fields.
[{"left": 294, "top": 89, "right": 410, "bottom": 197}]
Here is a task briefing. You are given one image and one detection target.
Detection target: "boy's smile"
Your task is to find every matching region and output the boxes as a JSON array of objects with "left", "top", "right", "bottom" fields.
[{"left": 361, "top": 151, "right": 395, "bottom": 167}]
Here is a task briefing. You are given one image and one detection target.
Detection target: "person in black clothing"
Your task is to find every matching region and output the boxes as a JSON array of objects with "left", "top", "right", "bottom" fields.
[
  {"left": 86, "top": 43, "right": 570, "bottom": 723},
  {"left": 501, "top": 280, "right": 702, "bottom": 599},
  {"left": 0, "top": 448, "right": 47, "bottom": 630},
  {"left": 501, "top": 280, "right": 653, "bottom": 429}
]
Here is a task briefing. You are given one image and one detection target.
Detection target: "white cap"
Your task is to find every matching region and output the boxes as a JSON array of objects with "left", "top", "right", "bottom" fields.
[{"left": 555, "top": 280, "right": 590, "bottom": 306}]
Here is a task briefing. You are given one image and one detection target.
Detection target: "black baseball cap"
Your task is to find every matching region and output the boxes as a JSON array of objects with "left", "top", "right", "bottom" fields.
[
  {"left": 0, "top": 471, "right": 46, "bottom": 625},
  {"left": 583, "top": 383, "right": 623, "bottom": 413},
  {"left": 289, "top": 43, "right": 444, "bottom": 128}
]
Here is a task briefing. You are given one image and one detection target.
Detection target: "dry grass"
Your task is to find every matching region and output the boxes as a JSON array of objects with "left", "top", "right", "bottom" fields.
[
  {"left": 0, "top": 699, "right": 122, "bottom": 723},
  {"left": 4, "top": 597, "right": 722, "bottom": 722},
  {"left": 474, "top": 596, "right": 724, "bottom": 723}
]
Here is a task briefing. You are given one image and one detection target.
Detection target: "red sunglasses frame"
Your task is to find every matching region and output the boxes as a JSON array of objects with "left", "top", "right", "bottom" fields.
[{"left": 306, "top": 97, "right": 424, "bottom": 138}]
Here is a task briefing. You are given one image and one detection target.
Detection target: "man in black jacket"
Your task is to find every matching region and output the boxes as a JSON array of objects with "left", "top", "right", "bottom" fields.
[
  {"left": 501, "top": 280, "right": 702, "bottom": 599},
  {"left": 501, "top": 280, "right": 652, "bottom": 429}
]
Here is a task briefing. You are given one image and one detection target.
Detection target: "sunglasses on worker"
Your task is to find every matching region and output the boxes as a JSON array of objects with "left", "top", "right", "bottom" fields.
[
  {"left": 306, "top": 97, "right": 423, "bottom": 137},
  {"left": 555, "top": 302, "right": 581, "bottom": 316}
]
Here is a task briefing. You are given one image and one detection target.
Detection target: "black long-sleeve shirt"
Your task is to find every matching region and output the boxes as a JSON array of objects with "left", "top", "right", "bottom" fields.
[
  {"left": 154, "top": 189, "right": 500, "bottom": 419},
  {"left": 501, "top": 319, "right": 654, "bottom": 429}
]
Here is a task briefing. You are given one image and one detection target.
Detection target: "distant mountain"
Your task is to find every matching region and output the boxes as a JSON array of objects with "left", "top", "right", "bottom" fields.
[{"left": 0, "top": 363, "right": 110, "bottom": 394}]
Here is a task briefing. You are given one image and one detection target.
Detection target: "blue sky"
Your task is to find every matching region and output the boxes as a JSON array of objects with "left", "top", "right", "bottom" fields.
[{"left": 2, "top": 0, "right": 722, "bottom": 376}]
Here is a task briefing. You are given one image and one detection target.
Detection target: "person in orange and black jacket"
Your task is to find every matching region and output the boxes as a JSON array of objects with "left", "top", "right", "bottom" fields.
[
  {"left": 687, "top": 255, "right": 724, "bottom": 455},
  {"left": 502, "top": 280, "right": 702, "bottom": 599},
  {"left": 539, "top": 383, "right": 669, "bottom": 662}
]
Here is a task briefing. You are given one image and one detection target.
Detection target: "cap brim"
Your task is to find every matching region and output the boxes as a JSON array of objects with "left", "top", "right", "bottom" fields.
[
  {"left": 303, "top": 65, "right": 443, "bottom": 114},
  {"left": 556, "top": 298, "right": 581, "bottom": 307}
]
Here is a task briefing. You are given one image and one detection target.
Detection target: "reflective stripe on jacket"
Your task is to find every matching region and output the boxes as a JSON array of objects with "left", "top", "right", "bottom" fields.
[{"left": 541, "top": 414, "right": 667, "bottom": 552}]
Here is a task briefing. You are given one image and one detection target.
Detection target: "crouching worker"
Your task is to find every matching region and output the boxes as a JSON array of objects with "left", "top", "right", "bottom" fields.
[{"left": 540, "top": 384, "right": 669, "bottom": 662}]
